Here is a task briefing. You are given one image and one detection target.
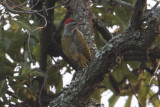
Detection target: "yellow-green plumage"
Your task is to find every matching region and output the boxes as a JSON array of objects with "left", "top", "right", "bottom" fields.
[{"left": 61, "top": 25, "right": 91, "bottom": 68}]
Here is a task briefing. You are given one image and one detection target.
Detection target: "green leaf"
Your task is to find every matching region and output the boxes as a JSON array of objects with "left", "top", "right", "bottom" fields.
[
  {"left": 109, "top": 95, "right": 120, "bottom": 107},
  {"left": 138, "top": 72, "right": 151, "bottom": 106},
  {"left": 6, "top": 30, "right": 25, "bottom": 62},
  {"left": 103, "top": 76, "right": 116, "bottom": 93},
  {"left": 95, "top": 30, "right": 106, "bottom": 50},
  {"left": 111, "top": 61, "right": 139, "bottom": 84},
  {"left": 47, "top": 66, "right": 59, "bottom": 85},
  {"left": 31, "top": 71, "right": 45, "bottom": 77},
  {"left": 14, "top": 73, "right": 28, "bottom": 80},
  {"left": 29, "top": 38, "right": 37, "bottom": 46},
  {"left": 24, "top": 51, "right": 29, "bottom": 61},
  {"left": 11, "top": 96, "right": 18, "bottom": 103},
  {"left": 128, "top": 61, "right": 141, "bottom": 70},
  {"left": 1, "top": 38, "right": 11, "bottom": 50},
  {"left": 54, "top": 4, "right": 66, "bottom": 25},
  {"left": 11, "top": 17, "right": 31, "bottom": 32},
  {"left": 55, "top": 76, "right": 63, "bottom": 93},
  {"left": 0, "top": 66, "right": 13, "bottom": 79},
  {"left": 90, "top": 89, "right": 101, "bottom": 102},
  {"left": 46, "top": 66, "right": 63, "bottom": 93},
  {"left": 111, "top": 62, "right": 128, "bottom": 82},
  {"left": 0, "top": 80, "right": 8, "bottom": 96},
  {"left": 32, "top": 43, "right": 40, "bottom": 61},
  {"left": 30, "top": 80, "right": 39, "bottom": 94},
  {"left": 124, "top": 96, "right": 132, "bottom": 107}
]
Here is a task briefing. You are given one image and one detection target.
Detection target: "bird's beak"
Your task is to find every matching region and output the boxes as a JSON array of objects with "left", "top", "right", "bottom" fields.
[{"left": 78, "top": 22, "right": 86, "bottom": 26}]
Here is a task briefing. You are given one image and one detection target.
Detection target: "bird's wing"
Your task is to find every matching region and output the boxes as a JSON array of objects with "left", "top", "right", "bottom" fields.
[{"left": 73, "top": 29, "right": 91, "bottom": 61}]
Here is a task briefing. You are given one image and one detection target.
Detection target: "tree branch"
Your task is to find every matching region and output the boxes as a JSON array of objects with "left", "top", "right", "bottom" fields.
[
  {"left": 151, "top": 2, "right": 160, "bottom": 10},
  {"left": 33, "top": 0, "right": 57, "bottom": 106},
  {"left": 128, "top": 0, "right": 147, "bottom": 31},
  {"left": 50, "top": 7, "right": 160, "bottom": 107}
]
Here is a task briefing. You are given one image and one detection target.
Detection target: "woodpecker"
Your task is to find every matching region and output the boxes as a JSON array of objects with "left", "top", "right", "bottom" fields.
[{"left": 61, "top": 18, "right": 91, "bottom": 68}]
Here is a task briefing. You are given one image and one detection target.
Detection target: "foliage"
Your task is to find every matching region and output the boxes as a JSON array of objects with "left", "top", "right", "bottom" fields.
[{"left": 0, "top": 0, "right": 160, "bottom": 107}]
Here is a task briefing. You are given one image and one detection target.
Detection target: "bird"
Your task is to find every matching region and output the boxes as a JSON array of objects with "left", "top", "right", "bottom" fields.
[{"left": 61, "top": 18, "right": 91, "bottom": 68}]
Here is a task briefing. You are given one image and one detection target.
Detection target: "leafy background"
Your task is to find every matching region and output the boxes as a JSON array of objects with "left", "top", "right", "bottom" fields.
[{"left": 0, "top": 0, "right": 160, "bottom": 106}]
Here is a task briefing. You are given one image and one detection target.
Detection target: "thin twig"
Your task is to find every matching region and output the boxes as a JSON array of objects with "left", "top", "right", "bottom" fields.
[
  {"left": 38, "top": 64, "right": 57, "bottom": 106},
  {"left": 39, "top": 75, "right": 47, "bottom": 106},
  {"left": 27, "top": 13, "right": 47, "bottom": 64},
  {"left": 128, "top": 80, "right": 143, "bottom": 107},
  {"left": 151, "top": 2, "right": 160, "bottom": 10},
  {"left": 106, "top": 3, "right": 116, "bottom": 16},
  {"left": 12, "top": 0, "right": 28, "bottom": 9},
  {"left": 112, "top": 0, "right": 134, "bottom": 9},
  {"left": 148, "top": 59, "right": 160, "bottom": 86},
  {"left": 3, "top": 0, "right": 38, "bottom": 14},
  {"left": 32, "top": 13, "right": 48, "bottom": 32},
  {"left": 30, "top": 0, "right": 40, "bottom": 9},
  {"left": 3, "top": 0, "right": 69, "bottom": 14},
  {"left": 46, "top": 0, "right": 69, "bottom": 11},
  {"left": 27, "top": 32, "right": 35, "bottom": 63}
]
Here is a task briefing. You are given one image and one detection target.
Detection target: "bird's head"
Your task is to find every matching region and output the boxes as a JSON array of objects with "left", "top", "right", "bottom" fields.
[
  {"left": 63, "top": 18, "right": 86, "bottom": 36},
  {"left": 64, "top": 18, "right": 86, "bottom": 29},
  {"left": 64, "top": 18, "right": 77, "bottom": 30}
]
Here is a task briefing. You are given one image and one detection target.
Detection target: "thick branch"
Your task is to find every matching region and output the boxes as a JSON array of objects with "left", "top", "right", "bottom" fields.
[
  {"left": 50, "top": 7, "right": 160, "bottom": 107},
  {"left": 39, "top": 0, "right": 57, "bottom": 72},
  {"left": 129, "top": 0, "right": 147, "bottom": 31}
]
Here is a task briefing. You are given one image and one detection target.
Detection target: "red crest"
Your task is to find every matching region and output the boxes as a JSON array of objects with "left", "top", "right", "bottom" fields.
[{"left": 64, "top": 18, "right": 74, "bottom": 26}]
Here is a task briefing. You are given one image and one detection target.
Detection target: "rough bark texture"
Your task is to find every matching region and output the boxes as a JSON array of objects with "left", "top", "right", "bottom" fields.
[{"left": 49, "top": 6, "right": 160, "bottom": 106}]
